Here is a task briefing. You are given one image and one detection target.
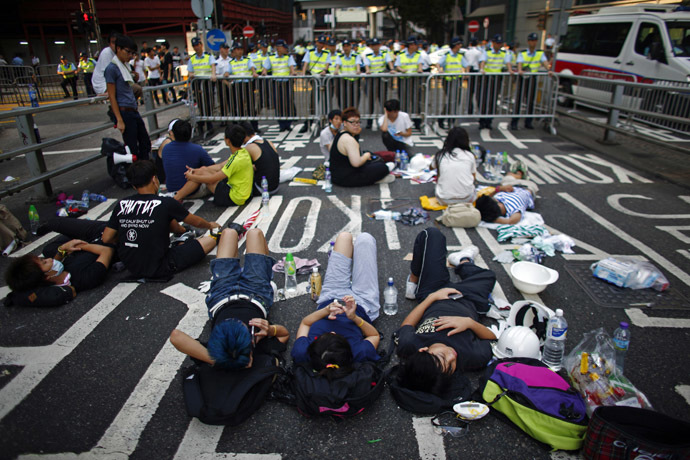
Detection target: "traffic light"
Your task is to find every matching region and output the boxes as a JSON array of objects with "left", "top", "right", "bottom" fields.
[
  {"left": 82, "top": 12, "right": 94, "bottom": 34},
  {"left": 537, "top": 13, "right": 546, "bottom": 31}
]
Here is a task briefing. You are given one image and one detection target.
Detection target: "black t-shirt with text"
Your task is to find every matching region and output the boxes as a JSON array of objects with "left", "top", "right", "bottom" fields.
[{"left": 107, "top": 194, "right": 189, "bottom": 278}]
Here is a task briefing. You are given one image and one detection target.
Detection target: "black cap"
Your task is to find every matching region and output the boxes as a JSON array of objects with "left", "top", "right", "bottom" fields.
[
  {"left": 247, "top": 43, "right": 255, "bottom": 51},
  {"left": 220, "top": 42, "right": 230, "bottom": 49},
  {"left": 60, "top": 55, "right": 67, "bottom": 60},
  {"left": 317, "top": 35, "right": 326, "bottom": 43},
  {"left": 528, "top": 32, "right": 539, "bottom": 41},
  {"left": 191, "top": 37, "right": 201, "bottom": 46},
  {"left": 370, "top": 37, "right": 380, "bottom": 46},
  {"left": 275, "top": 39, "right": 287, "bottom": 48},
  {"left": 342, "top": 39, "right": 351, "bottom": 46},
  {"left": 493, "top": 34, "right": 503, "bottom": 43},
  {"left": 450, "top": 37, "right": 462, "bottom": 47},
  {"left": 470, "top": 38, "right": 478, "bottom": 46},
  {"left": 80, "top": 52, "right": 87, "bottom": 58},
  {"left": 259, "top": 40, "right": 268, "bottom": 47},
  {"left": 327, "top": 38, "right": 336, "bottom": 46},
  {"left": 406, "top": 35, "right": 417, "bottom": 45},
  {"left": 231, "top": 42, "right": 242, "bottom": 50}
]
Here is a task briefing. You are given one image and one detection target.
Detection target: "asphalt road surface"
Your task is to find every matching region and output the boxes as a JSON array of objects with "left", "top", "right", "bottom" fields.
[{"left": 1, "top": 113, "right": 689, "bottom": 460}]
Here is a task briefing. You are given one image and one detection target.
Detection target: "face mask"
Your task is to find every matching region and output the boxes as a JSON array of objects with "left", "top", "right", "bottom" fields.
[
  {"left": 330, "top": 123, "right": 337, "bottom": 130},
  {"left": 49, "top": 259, "right": 64, "bottom": 277}
]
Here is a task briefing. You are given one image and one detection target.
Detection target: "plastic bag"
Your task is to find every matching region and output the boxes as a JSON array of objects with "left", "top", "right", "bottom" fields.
[
  {"left": 591, "top": 257, "right": 669, "bottom": 291},
  {"left": 564, "top": 328, "right": 652, "bottom": 417}
]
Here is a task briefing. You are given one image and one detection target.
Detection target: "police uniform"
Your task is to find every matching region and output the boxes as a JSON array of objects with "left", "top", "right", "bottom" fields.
[
  {"left": 264, "top": 42, "right": 296, "bottom": 131},
  {"left": 395, "top": 38, "right": 423, "bottom": 129},
  {"left": 78, "top": 56, "right": 96, "bottom": 97},
  {"left": 301, "top": 39, "right": 331, "bottom": 132},
  {"left": 479, "top": 35, "right": 511, "bottom": 130},
  {"left": 229, "top": 51, "right": 258, "bottom": 130},
  {"left": 461, "top": 42, "right": 485, "bottom": 116},
  {"left": 512, "top": 35, "right": 548, "bottom": 130},
  {"left": 362, "top": 40, "right": 392, "bottom": 126},
  {"left": 334, "top": 45, "right": 361, "bottom": 110},
  {"left": 187, "top": 45, "right": 216, "bottom": 132},
  {"left": 438, "top": 39, "right": 464, "bottom": 128},
  {"left": 58, "top": 59, "right": 78, "bottom": 99}
]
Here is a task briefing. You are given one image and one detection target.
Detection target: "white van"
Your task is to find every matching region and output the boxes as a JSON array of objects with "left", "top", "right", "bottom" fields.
[{"left": 556, "top": 4, "right": 690, "bottom": 84}]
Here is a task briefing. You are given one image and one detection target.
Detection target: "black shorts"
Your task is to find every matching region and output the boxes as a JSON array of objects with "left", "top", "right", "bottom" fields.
[
  {"left": 153, "top": 238, "right": 205, "bottom": 278},
  {"left": 213, "top": 180, "right": 241, "bottom": 207}
]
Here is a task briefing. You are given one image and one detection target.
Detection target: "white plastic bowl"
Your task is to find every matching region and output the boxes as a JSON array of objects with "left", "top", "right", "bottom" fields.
[{"left": 510, "top": 261, "right": 559, "bottom": 294}]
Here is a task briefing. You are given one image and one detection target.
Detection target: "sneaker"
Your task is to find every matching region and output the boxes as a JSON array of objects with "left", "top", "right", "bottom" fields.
[
  {"left": 448, "top": 245, "right": 479, "bottom": 266},
  {"left": 227, "top": 222, "right": 247, "bottom": 237},
  {"left": 375, "top": 174, "right": 395, "bottom": 184},
  {"left": 405, "top": 275, "right": 417, "bottom": 300},
  {"left": 298, "top": 122, "right": 309, "bottom": 133},
  {"left": 170, "top": 231, "right": 195, "bottom": 245}
]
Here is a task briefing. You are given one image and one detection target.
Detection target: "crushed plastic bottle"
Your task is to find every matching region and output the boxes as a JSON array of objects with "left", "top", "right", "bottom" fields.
[{"left": 372, "top": 210, "right": 401, "bottom": 221}]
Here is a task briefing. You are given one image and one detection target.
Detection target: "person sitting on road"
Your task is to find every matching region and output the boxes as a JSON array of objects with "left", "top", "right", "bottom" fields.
[
  {"left": 432, "top": 127, "right": 477, "bottom": 205},
  {"left": 474, "top": 183, "right": 535, "bottom": 225},
  {"left": 238, "top": 122, "right": 280, "bottom": 197},
  {"left": 379, "top": 99, "right": 414, "bottom": 153},
  {"left": 102, "top": 160, "right": 220, "bottom": 280},
  {"left": 330, "top": 107, "right": 391, "bottom": 187},
  {"left": 183, "top": 125, "right": 253, "bottom": 207},
  {"left": 319, "top": 109, "right": 342, "bottom": 162},
  {"left": 291, "top": 232, "right": 382, "bottom": 377},
  {"left": 153, "top": 119, "right": 215, "bottom": 201},
  {"left": 397, "top": 227, "right": 497, "bottom": 396},
  {"left": 170, "top": 227, "right": 289, "bottom": 369}
]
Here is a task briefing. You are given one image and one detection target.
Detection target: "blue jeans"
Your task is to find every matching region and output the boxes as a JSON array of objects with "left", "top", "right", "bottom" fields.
[{"left": 205, "top": 254, "right": 276, "bottom": 318}]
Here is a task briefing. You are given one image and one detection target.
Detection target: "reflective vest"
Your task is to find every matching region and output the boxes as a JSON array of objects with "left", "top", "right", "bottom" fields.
[
  {"left": 59, "top": 63, "right": 75, "bottom": 79},
  {"left": 306, "top": 49, "right": 330, "bottom": 74},
  {"left": 249, "top": 52, "right": 263, "bottom": 72},
  {"left": 519, "top": 50, "right": 545, "bottom": 72},
  {"left": 443, "top": 52, "right": 463, "bottom": 80},
  {"left": 367, "top": 51, "right": 388, "bottom": 73},
  {"left": 338, "top": 52, "right": 358, "bottom": 80},
  {"left": 190, "top": 53, "right": 212, "bottom": 76},
  {"left": 268, "top": 54, "right": 290, "bottom": 76},
  {"left": 79, "top": 58, "right": 95, "bottom": 73},
  {"left": 230, "top": 57, "right": 252, "bottom": 77},
  {"left": 398, "top": 52, "right": 421, "bottom": 74},
  {"left": 484, "top": 49, "right": 506, "bottom": 73},
  {"left": 294, "top": 45, "right": 306, "bottom": 55}
]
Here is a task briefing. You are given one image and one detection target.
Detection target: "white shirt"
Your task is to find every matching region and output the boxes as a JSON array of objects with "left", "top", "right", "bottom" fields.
[
  {"left": 144, "top": 56, "right": 160, "bottom": 79},
  {"left": 215, "top": 55, "right": 231, "bottom": 76},
  {"left": 434, "top": 148, "right": 477, "bottom": 204},
  {"left": 461, "top": 46, "right": 484, "bottom": 71},
  {"left": 130, "top": 58, "right": 145, "bottom": 83},
  {"left": 92, "top": 46, "right": 115, "bottom": 94},
  {"left": 319, "top": 126, "right": 337, "bottom": 160},
  {"left": 378, "top": 111, "right": 414, "bottom": 146}
]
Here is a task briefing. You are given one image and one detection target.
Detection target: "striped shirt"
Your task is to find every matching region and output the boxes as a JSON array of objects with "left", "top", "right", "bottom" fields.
[{"left": 495, "top": 187, "right": 534, "bottom": 218}]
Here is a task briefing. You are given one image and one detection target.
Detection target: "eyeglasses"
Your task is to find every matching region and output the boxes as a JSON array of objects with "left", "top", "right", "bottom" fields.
[
  {"left": 431, "top": 412, "right": 470, "bottom": 438},
  {"left": 123, "top": 48, "right": 135, "bottom": 55},
  {"left": 345, "top": 119, "right": 361, "bottom": 125}
]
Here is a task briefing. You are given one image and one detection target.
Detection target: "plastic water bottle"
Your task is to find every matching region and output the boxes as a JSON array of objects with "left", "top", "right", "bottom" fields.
[
  {"left": 324, "top": 167, "right": 332, "bottom": 193},
  {"left": 485, "top": 149, "right": 493, "bottom": 179},
  {"left": 89, "top": 193, "right": 107, "bottom": 202},
  {"left": 383, "top": 277, "right": 398, "bottom": 315},
  {"left": 309, "top": 267, "right": 322, "bottom": 302},
  {"left": 261, "top": 176, "right": 270, "bottom": 208},
  {"left": 613, "top": 322, "right": 631, "bottom": 373},
  {"left": 28, "top": 204, "right": 39, "bottom": 235},
  {"left": 327, "top": 241, "right": 335, "bottom": 258},
  {"left": 81, "top": 190, "right": 90, "bottom": 207},
  {"left": 542, "top": 308, "right": 568, "bottom": 371},
  {"left": 395, "top": 150, "right": 401, "bottom": 169},
  {"left": 501, "top": 151, "right": 509, "bottom": 175},
  {"left": 401, "top": 151, "right": 408, "bottom": 171},
  {"left": 284, "top": 252, "right": 297, "bottom": 292},
  {"left": 373, "top": 210, "right": 401, "bottom": 220},
  {"left": 473, "top": 145, "right": 482, "bottom": 168},
  {"left": 28, "top": 84, "right": 39, "bottom": 108}
]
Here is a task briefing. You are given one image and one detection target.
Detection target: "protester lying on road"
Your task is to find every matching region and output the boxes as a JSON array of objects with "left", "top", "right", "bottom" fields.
[
  {"left": 474, "top": 182, "right": 535, "bottom": 225},
  {"left": 397, "top": 227, "right": 496, "bottom": 396},
  {"left": 170, "top": 227, "right": 289, "bottom": 368},
  {"left": 291, "top": 232, "right": 381, "bottom": 379}
]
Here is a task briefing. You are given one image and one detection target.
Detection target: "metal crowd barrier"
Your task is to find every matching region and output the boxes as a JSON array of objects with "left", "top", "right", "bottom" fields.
[
  {"left": 0, "top": 80, "right": 189, "bottom": 200},
  {"left": 187, "top": 75, "right": 320, "bottom": 132}
]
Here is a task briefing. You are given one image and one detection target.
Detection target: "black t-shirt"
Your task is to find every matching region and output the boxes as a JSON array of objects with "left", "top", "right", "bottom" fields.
[
  {"left": 397, "top": 299, "right": 492, "bottom": 371},
  {"left": 252, "top": 141, "right": 280, "bottom": 193},
  {"left": 161, "top": 52, "right": 173, "bottom": 80},
  {"left": 107, "top": 194, "right": 189, "bottom": 278},
  {"left": 43, "top": 240, "right": 107, "bottom": 292},
  {"left": 211, "top": 300, "right": 286, "bottom": 357}
]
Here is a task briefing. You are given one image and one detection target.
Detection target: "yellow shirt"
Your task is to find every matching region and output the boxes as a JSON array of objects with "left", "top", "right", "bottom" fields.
[{"left": 220, "top": 148, "right": 253, "bottom": 205}]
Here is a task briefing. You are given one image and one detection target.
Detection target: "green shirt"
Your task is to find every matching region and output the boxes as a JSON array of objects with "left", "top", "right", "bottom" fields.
[{"left": 221, "top": 148, "right": 253, "bottom": 205}]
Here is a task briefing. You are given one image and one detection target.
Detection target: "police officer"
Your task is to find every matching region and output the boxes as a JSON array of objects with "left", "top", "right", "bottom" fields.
[
  {"left": 229, "top": 42, "right": 259, "bottom": 131},
  {"left": 78, "top": 52, "right": 96, "bottom": 97},
  {"left": 511, "top": 32, "right": 551, "bottom": 130},
  {"left": 362, "top": 37, "right": 393, "bottom": 129},
  {"left": 394, "top": 36, "right": 423, "bottom": 130},
  {"left": 262, "top": 39, "right": 296, "bottom": 132},
  {"left": 300, "top": 35, "right": 331, "bottom": 133},
  {"left": 58, "top": 55, "right": 78, "bottom": 100},
  {"left": 187, "top": 36, "right": 217, "bottom": 135},
  {"left": 479, "top": 34, "right": 512, "bottom": 130},
  {"left": 215, "top": 42, "right": 231, "bottom": 122},
  {"left": 462, "top": 38, "right": 485, "bottom": 117},
  {"left": 333, "top": 39, "right": 362, "bottom": 111},
  {"left": 437, "top": 37, "right": 464, "bottom": 129}
]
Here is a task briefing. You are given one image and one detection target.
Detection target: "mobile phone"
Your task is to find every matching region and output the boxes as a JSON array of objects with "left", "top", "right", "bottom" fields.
[{"left": 449, "top": 293, "right": 464, "bottom": 300}]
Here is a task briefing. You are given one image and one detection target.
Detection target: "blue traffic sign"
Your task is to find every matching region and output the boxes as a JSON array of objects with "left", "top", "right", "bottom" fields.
[{"left": 206, "top": 29, "right": 226, "bottom": 52}]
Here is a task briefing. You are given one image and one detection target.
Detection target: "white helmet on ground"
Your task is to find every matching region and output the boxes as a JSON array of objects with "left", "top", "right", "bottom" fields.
[
  {"left": 507, "top": 300, "right": 555, "bottom": 345},
  {"left": 492, "top": 325, "right": 541, "bottom": 360}
]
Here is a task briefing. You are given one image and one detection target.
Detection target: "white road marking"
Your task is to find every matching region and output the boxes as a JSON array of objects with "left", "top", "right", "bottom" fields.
[
  {"left": 573, "top": 154, "right": 652, "bottom": 184},
  {"left": 544, "top": 225, "right": 610, "bottom": 261},
  {"left": 676, "top": 385, "right": 690, "bottom": 407},
  {"left": 379, "top": 184, "right": 400, "bottom": 250},
  {"left": 546, "top": 155, "right": 613, "bottom": 184},
  {"left": 268, "top": 197, "right": 321, "bottom": 254},
  {"left": 481, "top": 122, "right": 542, "bottom": 149},
  {"left": 256, "top": 195, "right": 284, "bottom": 234},
  {"left": 607, "top": 194, "right": 690, "bottom": 219},
  {"left": 678, "top": 249, "right": 690, "bottom": 260},
  {"left": 317, "top": 195, "right": 361, "bottom": 252},
  {"left": 412, "top": 416, "right": 445, "bottom": 460},
  {"left": 657, "top": 226, "right": 690, "bottom": 244},
  {"left": 559, "top": 192, "right": 690, "bottom": 288},
  {"left": 625, "top": 308, "right": 690, "bottom": 328},
  {"left": 0, "top": 283, "right": 139, "bottom": 421}
]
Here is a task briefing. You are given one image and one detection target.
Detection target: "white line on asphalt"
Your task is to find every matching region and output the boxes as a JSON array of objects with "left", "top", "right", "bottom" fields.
[
  {"left": 625, "top": 309, "right": 690, "bottom": 328},
  {"left": 317, "top": 195, "right": 361, "bottom": 252},
  {"left": 255, "top": 195, "right": 284, "bottom": 235},
  {"left": 0, "top": 283, "right": 139, "bottom": 421},
  {"left": 676, "top": 385, "right": 690, "bottom": 407},
  {"left": 546, "top": 155, "right": 613, "bottom": 184},
  {"left": 657, "top": 226, "right": 690, "bottom": 244},
  {"left": 379, "top": 183, "right": 400, "bottom": 250},
  {"left": 678, "top": 249, "right": 690, "bottom": 260},
  {"left": 268, "top": 197, "right": 321, "bottom": 254},
  {"left": 607, "top": 195, "right": 690, "bottom": 219},
  {"left": 559, "top": 192, "right": 690, "bottom": 288},
  {"left": 412, "top": 416, "right": 445, "bottom": 460}
]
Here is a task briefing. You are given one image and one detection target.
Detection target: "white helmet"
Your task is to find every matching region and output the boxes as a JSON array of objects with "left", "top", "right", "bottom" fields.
[
  {"left": 507, "top": 300, "right": 555, "bottom": 345},
  {"left": 492, "top": 326, "right": 541, "bottom": 360}
]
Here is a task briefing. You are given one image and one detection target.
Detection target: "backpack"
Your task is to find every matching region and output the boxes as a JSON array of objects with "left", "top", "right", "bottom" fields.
[
  {"left": 182, "top": 353, "right": 280, "bottom": 426},
  {"left": 479, "top": 358, "right": 588, "bottom": 451},
  {"left": 437, "top": 202, "right": 481, "bottom": 228},
  {"left": 0, "top": 204, "right": 28, "bottom": 250},
  {"left": 388, "top": 364, "right": 473, "bottom": 415},
  {"left": 4, "top": 285, "right": 75, "bottom": 308},
  {"left": 101, "top": 138, "right": 131, "bottom": 189}
]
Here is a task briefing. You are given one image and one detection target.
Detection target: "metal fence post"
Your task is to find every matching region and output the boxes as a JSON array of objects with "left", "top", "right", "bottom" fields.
[
  {"left": 143, "top": 88, "right": 159, "bottom": 134},
  {"left": 15, "top": 112, "right": 52, "bottom": 199},
  {"left": 603, "top": 83, "right": 624, "bottom": 144}
]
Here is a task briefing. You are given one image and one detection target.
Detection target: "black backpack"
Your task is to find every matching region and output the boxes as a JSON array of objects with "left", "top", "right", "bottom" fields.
[
  {"left": 388, "top": 364, "right": 473, "bottom": 415},
  {"left": 182, "top": 353, "right": 280, "bottom": 426}
]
